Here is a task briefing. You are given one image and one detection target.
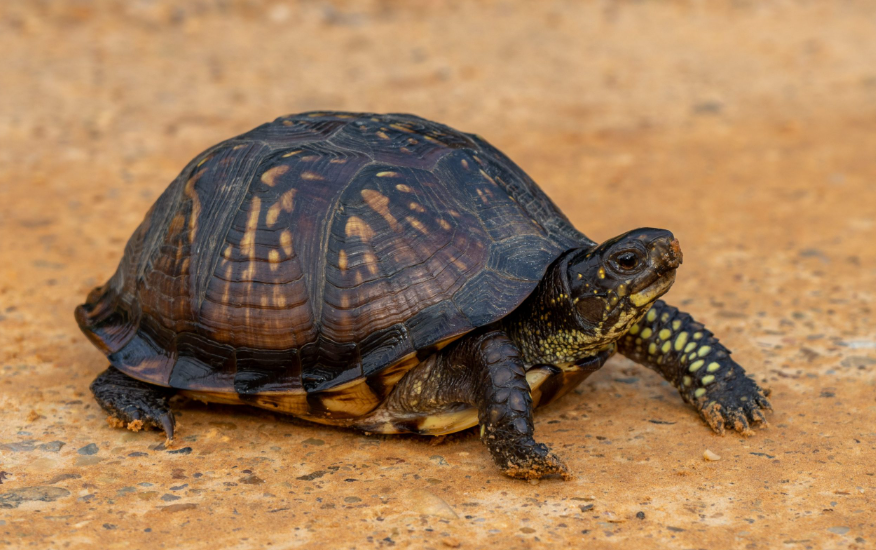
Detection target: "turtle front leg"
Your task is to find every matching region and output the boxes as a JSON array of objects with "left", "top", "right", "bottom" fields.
[
  {"left": 617, "top": 300, "right": 772, "bottom": 435},
  {"left": 90, "top": 366, "right": 177, "bottom": 441},
  {"left": 378, "top": 329, "right": 570, "bottom": 480}
]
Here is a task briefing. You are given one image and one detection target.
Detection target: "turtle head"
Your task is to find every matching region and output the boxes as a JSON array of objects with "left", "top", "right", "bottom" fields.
[{"left": 567, "top": 228, "right": 682, "bottom": 338}]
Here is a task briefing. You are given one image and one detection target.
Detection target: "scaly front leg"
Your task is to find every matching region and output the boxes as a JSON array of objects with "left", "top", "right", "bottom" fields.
[{"left": 618, "top": 300, "right": 772, "bottom": 434}]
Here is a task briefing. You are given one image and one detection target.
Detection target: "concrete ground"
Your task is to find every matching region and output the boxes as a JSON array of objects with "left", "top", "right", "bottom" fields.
[{"left": 1, "top": 1, "right": 874, "bottom": 548}]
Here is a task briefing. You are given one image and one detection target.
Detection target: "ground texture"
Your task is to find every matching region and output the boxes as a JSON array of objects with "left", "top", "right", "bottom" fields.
[{"left": 1, "top": 1, "right": 875, "bottom": 548}]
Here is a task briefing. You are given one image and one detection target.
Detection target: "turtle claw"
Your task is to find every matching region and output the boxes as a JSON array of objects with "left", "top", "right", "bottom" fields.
[
  {"left": 500, "top": 445, "right": 571, "bottom": 481},
  {"left": 699, "top": 376, "right": 771, "bottom": 436},
  {"left": 158, "top": 412, "right": 176, "bottom": 442}
]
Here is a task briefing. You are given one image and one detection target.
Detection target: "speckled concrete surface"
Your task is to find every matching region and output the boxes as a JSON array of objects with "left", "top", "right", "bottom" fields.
[{"left": 1, "top": 1, "right": 875, "bottom": 548}]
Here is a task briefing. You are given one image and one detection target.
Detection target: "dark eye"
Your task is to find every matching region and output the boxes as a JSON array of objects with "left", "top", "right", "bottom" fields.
[{"left": 616, "top": 252, "right": 640, "bottom": 271}]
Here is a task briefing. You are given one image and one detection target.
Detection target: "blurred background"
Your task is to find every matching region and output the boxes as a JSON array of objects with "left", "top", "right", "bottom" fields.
[{"left": 1, "top": 1, "right": 874, "bottom": 548}]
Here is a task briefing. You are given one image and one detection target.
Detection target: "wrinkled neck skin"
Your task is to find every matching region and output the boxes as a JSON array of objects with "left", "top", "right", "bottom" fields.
[{"left": 501, "top": 249, "right": 630, "bottom": 366}]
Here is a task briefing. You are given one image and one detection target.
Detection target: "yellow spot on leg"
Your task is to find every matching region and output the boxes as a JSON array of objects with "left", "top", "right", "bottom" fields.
[
  {"left": 701, "top": 375, "right": 715, "bottom": 385},
  {"left": 697, "top": 346, "right": 712, "bottom": 357},
  {"left": 706, "top": 362, "right": 721, "bottom": 372},
  {"left": 694, "top": 388, "right": 706, "bottom": 397},
  {"left": 640, "top": 328, "right": 653, "bottom": 339},
  {"left": 674, "top": 332, "right": 689, "bottom": 351},
  {"left": 661, "top": 341, "right": 671, "bottom": 353},
  {"left": 646, "top": 309, "right": 657, "bottom": 322},
  {"left": 689, "top": 360, "right": 704, "bottom": 372},
  {"left": 629, "top": 324, "right": 640, "bottom": 335},
  {"left": 659, "top": 329, "right": 671, "bottom": 341}
]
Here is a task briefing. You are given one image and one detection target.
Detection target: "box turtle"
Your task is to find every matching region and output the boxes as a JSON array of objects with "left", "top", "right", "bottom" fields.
[{"left": 76, "top": 111, "right": 771, "bottom": 480}]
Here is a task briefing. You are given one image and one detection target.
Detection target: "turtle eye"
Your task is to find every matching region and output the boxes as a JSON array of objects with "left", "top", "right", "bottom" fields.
[{"left": 615, "top": 252, "right": 640, "bottom": 271}]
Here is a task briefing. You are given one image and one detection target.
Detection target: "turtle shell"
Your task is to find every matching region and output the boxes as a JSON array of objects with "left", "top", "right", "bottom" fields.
[{"left": 75, "top": 112, "right": 590, "bottom": 416}]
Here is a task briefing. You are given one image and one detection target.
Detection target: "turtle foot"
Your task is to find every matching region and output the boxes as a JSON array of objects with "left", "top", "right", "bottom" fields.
[
  {"left": 90, "top": 366, "right": 177, "bottom": 441},
  {"left": 699, "top": 376, "right": 772, "bottom": 436}
]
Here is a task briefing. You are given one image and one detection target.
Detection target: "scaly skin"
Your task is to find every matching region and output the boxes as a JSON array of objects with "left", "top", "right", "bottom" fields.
[{"left": 617, "top": 300, "right": 772, "bottom": 434}]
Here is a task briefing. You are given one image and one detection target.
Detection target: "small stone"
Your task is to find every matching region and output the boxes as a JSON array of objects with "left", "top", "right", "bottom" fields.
[
  {"left": 75, "top": 456, "right": 103, "bottom": 466},
  {"left": 167, "top": 447, "right": 192, "bottom": 455},
  {"left": 162, "top": 503, "right": 198, "bottom": 513},
  {"left": 160, "top": 494, "right": 181, "bottom": 502},
  {"left": 46, "top": 473, "right": 81, "bottom": 484},
  {"left": 296, "top": 470, "right": 328, "bottom": 481},
  {"left": 0, "top": 486, "right": 71, "bottom": 509},
  {"left": 344, "top": 496, "right": 362, "bottom": 503},
  {"left": 239, "top": 475, "right": 265, "bottom": 485},
  {"left": 703, "top": 449, "right": 721, "bottom": 461},
  {"left": 301, "top": 438, "right": 324, "bottom": 446},
  {"left": 827, "top": 526, "right": 850, "bottom": 535},
  {"left": 37, "top": 441, "right": 65, "bottom": 452},
  {"left": 0, "top": 440, "right": 36, "bottom": 452},
  {"left": 406, "top": 489, "right": 458, "bottom": 519},
  {"left": 77, "top": 443, "right": 99, "bottom": 455},
  {"left": 520, "top": 527, "right": 536, "bottom": 534},
  {"left": 636, "top": 511, "right": 646, "bottom": 520}
]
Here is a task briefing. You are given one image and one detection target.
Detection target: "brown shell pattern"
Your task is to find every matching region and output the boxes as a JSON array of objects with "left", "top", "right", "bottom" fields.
[{"left": 75, "top": 112, "right": 589, "bottom": 408}]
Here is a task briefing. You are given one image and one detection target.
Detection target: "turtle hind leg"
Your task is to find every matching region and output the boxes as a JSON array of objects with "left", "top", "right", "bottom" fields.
[{"left": 90, "top": 366, "right": 177, "bottom": 441}]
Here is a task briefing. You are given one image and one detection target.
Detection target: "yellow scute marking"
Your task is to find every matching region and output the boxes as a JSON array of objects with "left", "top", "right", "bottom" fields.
[
  {"left": 261, "top": 165, "right": 289, "bottom": 187},
  {"left": 361, "top": 189, "right": 399, "bottom": 230},
  {"left": 266, "top": 189, "right": 296, "bottom": 226},
  {"left": 345, "top": 216, "right": 375, "bottom": 241}
]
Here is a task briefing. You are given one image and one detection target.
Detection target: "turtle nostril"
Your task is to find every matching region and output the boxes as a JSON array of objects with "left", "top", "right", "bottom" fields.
[{"left": 670, "top": 238, "right": 683, "bottom": 265}]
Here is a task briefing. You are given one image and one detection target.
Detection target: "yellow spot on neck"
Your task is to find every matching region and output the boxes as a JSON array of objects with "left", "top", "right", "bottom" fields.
[
  {"left": 339, "top": 250, "right": 348, "bottom": 271},
  {"left": 396, "top": 184, "right": 412, "bottom": 192},
  {"left": 377, "top": 171, "right": 400, "bottom": 178}
]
